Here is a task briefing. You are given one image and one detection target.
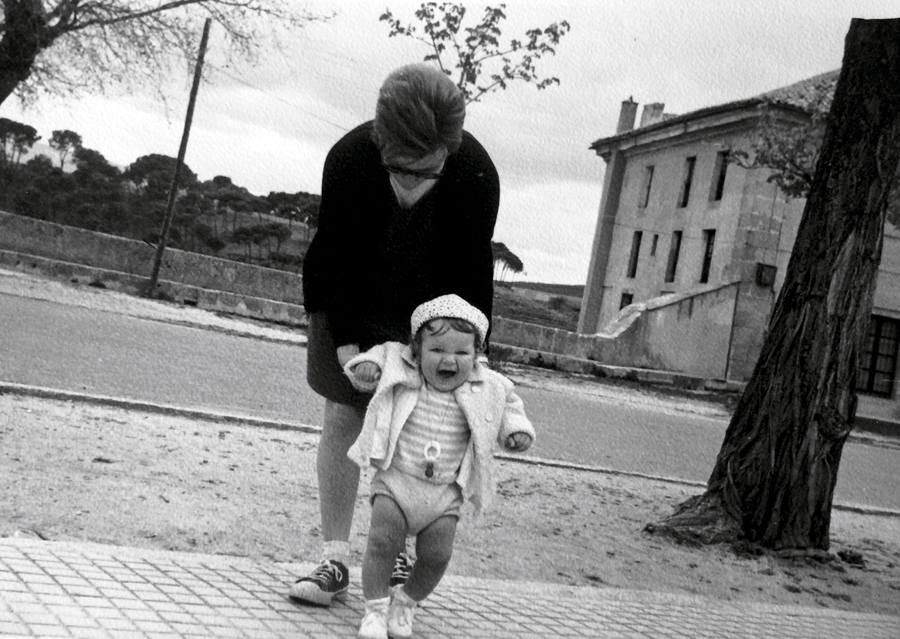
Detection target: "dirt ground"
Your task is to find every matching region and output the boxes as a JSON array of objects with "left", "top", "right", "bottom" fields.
[{"left": 2, "top": 388, "right": 898, "bottom": 617}]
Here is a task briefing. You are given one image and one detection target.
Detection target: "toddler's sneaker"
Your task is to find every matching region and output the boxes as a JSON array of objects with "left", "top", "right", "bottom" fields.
[
  {"left": 388, "top": 587, "right": 418, "bottom": 639},
  {"left": 390, "top": 552, "right": 414, "bottom": 588},
  {"left": 358, "top": 597, "right": 390, "bottom": 639},
  {"left": 288, "top": 559, "right": 349, "bottom": 606}
]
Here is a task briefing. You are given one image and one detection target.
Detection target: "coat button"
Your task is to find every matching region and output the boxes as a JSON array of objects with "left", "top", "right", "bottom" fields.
[
  {"left": 485, "top": 415, "right": 493, "bottom": 422},
  {"left": 471, "top": 386, "right": 481, "bottom": 393}
]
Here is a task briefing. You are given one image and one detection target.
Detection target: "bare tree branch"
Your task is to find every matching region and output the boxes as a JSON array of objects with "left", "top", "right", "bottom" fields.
[{"left": 0, "top": 0, "right": 331, "bottom": 106}]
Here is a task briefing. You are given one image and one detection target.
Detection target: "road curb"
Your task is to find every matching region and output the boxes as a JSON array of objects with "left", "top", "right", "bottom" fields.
[
  {"left": 0, "top": 381, "right": 320, "bottom": 435},
  {"left": 4, "top": 381, "right": 898, "bottom": 519}
]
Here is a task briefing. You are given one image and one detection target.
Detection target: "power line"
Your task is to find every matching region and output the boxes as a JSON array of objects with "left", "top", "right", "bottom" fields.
[{"left": 215, "top": 68, "right": 350, "bottom": 133}]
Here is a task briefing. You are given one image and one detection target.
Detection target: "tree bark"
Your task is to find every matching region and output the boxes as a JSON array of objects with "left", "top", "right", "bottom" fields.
[
  {"left": 648, "top": 18, "right": 900, "bottom": 550},
  {"left": 0, "top": 0, "right": 53, "bottom": 105}
]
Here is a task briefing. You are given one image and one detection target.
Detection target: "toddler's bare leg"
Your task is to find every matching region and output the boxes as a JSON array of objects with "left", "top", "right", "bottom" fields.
[
  {"left": 403, "top": 515, "right": 458, "bottom": 601},
  {"left": 362, "top": 495, "right": 408, "bottom": 600}
]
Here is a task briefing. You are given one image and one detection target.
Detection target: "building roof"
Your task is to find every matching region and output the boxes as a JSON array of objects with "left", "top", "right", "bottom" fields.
[
  {"left": 590, "top": 68, "right": 841, "bottom": 153},
  {"left": 758, "top": 69, "right": 840, "bottom": 108}
]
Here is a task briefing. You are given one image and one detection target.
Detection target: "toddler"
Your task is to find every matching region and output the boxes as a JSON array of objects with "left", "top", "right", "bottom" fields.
[{"left": 344, "top": 294, "right": 535, "bottom": 639}]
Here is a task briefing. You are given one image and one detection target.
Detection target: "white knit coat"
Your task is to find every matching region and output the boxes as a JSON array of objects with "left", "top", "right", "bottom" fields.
[{"left": 344, "top": 342, "right": 535, "bottom": 514}]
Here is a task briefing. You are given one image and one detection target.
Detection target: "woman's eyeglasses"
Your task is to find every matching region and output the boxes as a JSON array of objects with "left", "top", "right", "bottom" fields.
[{"left": 381, "top": 162, "right": 444, "bottom": 180}]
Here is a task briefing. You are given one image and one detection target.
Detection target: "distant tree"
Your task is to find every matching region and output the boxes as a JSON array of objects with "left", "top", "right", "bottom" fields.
[
  {"left": 24, "top": 153, "right": 54, "bottom": 173},
  {"left": 0, "top": 117, "right": 40, "bottom": 166},
  {"left": 12, "top": 154, "right": 57, "bottom": 220},
  {"left": 299, "top": 200, "right": 320, "bottom": 239},
  {"left": 193, "top": 222, "right": 226, "bottom": 255},
  {"left": 229, "top": 225, "right": 258, "bottom": 261},
  {"left": 125, "top": 154, "right": 197, "bottom": 200},
  {"left": 66, "top": 146, "right": 128, "bottom": 232},
  {"left": 73, "top": 147, "right": 121, "bottom": 185},
  {"left": 380, "top": 2, "right": 570, "bottom": 104},
  {"left": 170, "top": 190, "right": 215, "bottom": 250},
  {"left": 266, "top": 191, "right": 294, "bottom": 210},
  {"left": 0, "top": 1, "right": 329, "bottom": 107},
  {"left": 264, "top": 221, "right": 293, "bottom": 254},
  {"left": 492, "top": 241, "right": 524, "bottom": 281},
  {"left": 733, "top": 72, "right": 900, "bottom": 230},
  {"left": 266, "top": 191, "right": 300, "bottom": 226},
  {"left": 49, "top": 129, "right": 83, "bottom": 170}
]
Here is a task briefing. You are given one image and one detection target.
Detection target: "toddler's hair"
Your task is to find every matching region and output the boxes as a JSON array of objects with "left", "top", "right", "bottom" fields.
[{"left": 411, "top": 317, "right": 485, "bottom": 359}]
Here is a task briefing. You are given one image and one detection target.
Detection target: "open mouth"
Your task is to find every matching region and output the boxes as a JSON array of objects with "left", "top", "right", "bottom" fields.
[{"left": 437, "top": 369, "right": 457, "bottom": 379}]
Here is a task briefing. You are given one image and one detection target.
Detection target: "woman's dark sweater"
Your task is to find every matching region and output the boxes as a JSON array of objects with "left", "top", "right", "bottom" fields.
[{"left": 302, "top": 121, "right": 500, "bottom": 351}]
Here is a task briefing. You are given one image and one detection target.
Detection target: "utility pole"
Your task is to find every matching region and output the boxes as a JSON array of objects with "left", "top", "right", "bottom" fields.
[{"left": 146, "top": 18, "right": 212, "bottom": 298}]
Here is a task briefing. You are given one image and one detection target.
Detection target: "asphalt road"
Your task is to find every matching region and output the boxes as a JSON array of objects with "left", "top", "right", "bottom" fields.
[{"left": 1, "top": 292, "right": 898, "bottom": 512}]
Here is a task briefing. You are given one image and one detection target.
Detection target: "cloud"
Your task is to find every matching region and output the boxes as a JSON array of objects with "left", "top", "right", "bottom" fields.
[{"left": 495, "top": 178, "right": 599, "bottom": 285}]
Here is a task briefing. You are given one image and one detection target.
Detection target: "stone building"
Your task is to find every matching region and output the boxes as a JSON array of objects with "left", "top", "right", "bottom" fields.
[{"left": 578, "top": 70, "right": 900, "bottom": 426}]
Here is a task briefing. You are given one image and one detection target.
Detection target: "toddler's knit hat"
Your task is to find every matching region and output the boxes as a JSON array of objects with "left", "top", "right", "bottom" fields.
[{"left": 411, "top": 294, "right": 489, "bottom": 345}]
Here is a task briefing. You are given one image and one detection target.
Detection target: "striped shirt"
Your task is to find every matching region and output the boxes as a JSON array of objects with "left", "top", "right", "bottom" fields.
[{"left": 392, "top": 384, "right": 471, "bottom": 484}]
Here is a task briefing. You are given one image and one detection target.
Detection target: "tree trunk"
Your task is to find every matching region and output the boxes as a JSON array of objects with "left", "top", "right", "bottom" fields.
[
  {"left": 648, "top": 18, "right": 900, "bottom": 550},
  {"left": 0, "top": 0, "right": 51, "bottom": 105}
]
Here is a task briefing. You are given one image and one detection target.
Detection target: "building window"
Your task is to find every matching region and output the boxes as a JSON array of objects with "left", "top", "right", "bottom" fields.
[
  {"left": 650, "top": 234, "right": 658, "bottom": 256},
  {"left": 664, "top": 230, "right": 682, "bottom": 283},
  {"left": 620, "top": 292, "right": 634, "bottom": 310},
  {"left": 700, "top": 229, "right": 716, "bottom": 283},
  {"left": 638, "top": 165, "right": 654, "bottom": 208},
  {"left": 626, "top": 230, "right": 643, "bottom": 278},
  {"left": 857, "top": 315, "right": 899, "bottom": 397},
  {"left": 710, "top": 151, "right": 729, "bottom": 201},
  {"left": 677, "top": 156, "right": 696, "bottom": 208}
]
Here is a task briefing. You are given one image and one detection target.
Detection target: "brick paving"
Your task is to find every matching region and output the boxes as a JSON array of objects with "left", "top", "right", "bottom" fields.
[{"left": 1, "top": 538, "right": 898, "bottom": 638}]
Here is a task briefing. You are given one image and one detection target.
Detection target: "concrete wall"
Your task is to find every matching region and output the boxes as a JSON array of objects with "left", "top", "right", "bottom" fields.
[
  {"left": 0, "top": 211, "right": 303, "bottom": 305},
  {"left": 494, "top": 283, "right": 740, "bottom": 380},
  {"left": 509, "top": 286, "right": 581, "bottom": 306}
]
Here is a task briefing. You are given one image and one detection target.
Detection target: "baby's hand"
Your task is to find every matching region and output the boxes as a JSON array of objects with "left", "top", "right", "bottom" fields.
[
  {"left": 352, "top": 362, "right": 382, "bottom": 385},
  {"left": 504, "top": 432, "right": 533, "bottom": 452}
]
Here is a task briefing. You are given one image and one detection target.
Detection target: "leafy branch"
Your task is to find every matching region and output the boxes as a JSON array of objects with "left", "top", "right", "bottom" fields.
[
  {"left": 380, "top": 2, "right": 569, "bottom": 104},
  {"left": 732, "top": 76, "right": 900, "bottom": 229}
]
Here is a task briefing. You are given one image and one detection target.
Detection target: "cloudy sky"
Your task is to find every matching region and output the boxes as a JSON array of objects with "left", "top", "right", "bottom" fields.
[{"left": 3, "top": 1, "right": 898, "bottom": 283}]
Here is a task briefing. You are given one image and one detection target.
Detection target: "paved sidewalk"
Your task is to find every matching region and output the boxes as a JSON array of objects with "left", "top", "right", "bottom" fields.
[{"left": 1, "top": 538, "right": 897, "bottom": 639}]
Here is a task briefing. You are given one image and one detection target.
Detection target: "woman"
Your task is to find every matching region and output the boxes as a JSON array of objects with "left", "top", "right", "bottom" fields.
[{"left": 290, "top": 63, "right": 500, "bottom": 606}]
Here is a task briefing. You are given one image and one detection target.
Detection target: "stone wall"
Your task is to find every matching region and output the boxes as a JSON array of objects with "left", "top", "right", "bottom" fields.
[
  {"left": 494, "top": 283, "right": 747, "bottom": 381},
  {"left": 0, "top": 211, "right": 303, "bottom": 305},
  {"left": 0, "top": 210, "right": 305, "bottom": 325}
]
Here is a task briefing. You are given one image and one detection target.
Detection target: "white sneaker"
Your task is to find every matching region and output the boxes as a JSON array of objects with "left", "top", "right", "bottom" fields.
[
  {"left": 387, "top": 587, "right": 417, "bottom": 638},
  {"left": 358, "top": 597, "right": 390, "bottom": 639}
]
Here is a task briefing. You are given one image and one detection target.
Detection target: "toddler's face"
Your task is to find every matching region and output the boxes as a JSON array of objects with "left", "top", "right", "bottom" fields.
[{"left": 418, "top": 324, "right": 476, "bottom": 392}]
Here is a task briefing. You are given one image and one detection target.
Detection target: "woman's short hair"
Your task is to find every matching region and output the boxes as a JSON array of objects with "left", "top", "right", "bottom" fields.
[{"left": 374, "top": 63, "right": 466, "bottom": 162}]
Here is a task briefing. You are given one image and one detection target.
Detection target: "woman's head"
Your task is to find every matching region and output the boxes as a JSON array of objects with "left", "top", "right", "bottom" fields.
[{"left": 374, "top": 63, "right": 466, "bottom": 165}]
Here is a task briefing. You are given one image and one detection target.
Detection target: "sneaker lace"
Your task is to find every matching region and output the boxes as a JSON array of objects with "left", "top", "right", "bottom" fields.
[
  {"left": 308, "top": 561, "right": 343, "bottom": 586},
  {"left": 391, "top": 554, "right": 412, "bottom": 582}
]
